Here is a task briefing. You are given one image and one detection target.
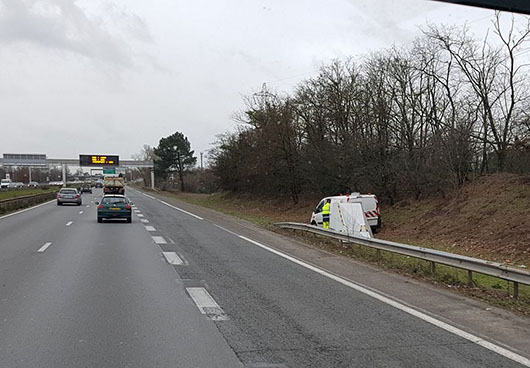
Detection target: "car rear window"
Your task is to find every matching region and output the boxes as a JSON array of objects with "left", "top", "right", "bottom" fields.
[
  {"left": 60, "top": 189, "right": 77, "bottom": 194},
  {"left": 102, "top": 197, "right": 127, "bottom": 204}
]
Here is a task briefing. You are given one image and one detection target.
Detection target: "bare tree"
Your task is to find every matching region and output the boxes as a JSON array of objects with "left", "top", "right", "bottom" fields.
[{"left": 426, "top": 13, "right": 530, "bottom": 171}]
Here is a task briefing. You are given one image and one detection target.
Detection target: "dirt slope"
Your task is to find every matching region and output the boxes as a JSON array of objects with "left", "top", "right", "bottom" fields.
[
  {"left": 159, "top": 173, "right": 530, "bottom": 265},
  {"left": 379, "top": 174, "right": 530, "bottom": 264}
]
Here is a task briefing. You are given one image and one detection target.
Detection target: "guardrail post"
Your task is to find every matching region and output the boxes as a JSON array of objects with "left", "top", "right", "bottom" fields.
[
  {"left": 274, "top": 222, "right": 530, "bottom": 291},
  {"left": 376, "top": 249, "right": 382, "bottom": 260},
  {"left": 467, "top": 270, "right": 473, "bottom": 286},
  {"left": 513, "top": 282, "right": 519, "bottom": 299}
]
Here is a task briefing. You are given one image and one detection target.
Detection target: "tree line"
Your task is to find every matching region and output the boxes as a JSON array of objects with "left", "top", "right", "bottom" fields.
[{"left": 210, "top": 14, "right": 530, "bottom": 203}]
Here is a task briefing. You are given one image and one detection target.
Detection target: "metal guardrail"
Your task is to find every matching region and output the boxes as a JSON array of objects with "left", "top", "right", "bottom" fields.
[{"left": 276, "top": 222, "right": 530, "bottom": 297}]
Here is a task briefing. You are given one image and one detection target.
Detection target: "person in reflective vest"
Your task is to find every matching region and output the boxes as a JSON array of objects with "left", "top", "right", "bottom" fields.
[{"left": 322, "top": 199, "right": 331, "bottom": 229}]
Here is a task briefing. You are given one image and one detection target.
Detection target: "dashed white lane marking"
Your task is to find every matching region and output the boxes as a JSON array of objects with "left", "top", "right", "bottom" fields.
[
  {"left": 158, "top": 200, "right": 203, "bottom": 220},
  {"left": 37, "top": 242, "right": 52, "bottom": 253},
  {"left": 134, "top": 210, "right": 141, "bottom": 213},
  {"left": 227, "top": 234, "right": 530, "bottom": 367},
  {"left": 137, "top": 214, "right": 144, "bottom": 217},
  {"left": 78, "top": 211, "right": 84, "bottom": 214},
  {"left": 65, "top": 221, "right": 73, "bottom": 226},
  {"left": 162, "top": 252, "right": 184, "bottom": 265},
  {"left": 145, "top": 225, "right": 156, "bottom": 232},
  {"left": 152, "top": 236, "right": 166, "bottom": 244},
  {"left": 186, "top": 287, "right": 228, "bottom": 321},
  {"left": 0, "top": 200, "right": 54, "bottom": 221},
  {"left": 86, "top": 205, "right": 90, "bottom": 208},
  {"left": 140, "top": 219, "right": 149, "bottom": 223}
]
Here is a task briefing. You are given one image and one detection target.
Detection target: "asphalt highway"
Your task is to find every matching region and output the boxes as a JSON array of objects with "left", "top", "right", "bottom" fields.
[{"left": 0, "top": 187, "right": 527, "bottom": 367}]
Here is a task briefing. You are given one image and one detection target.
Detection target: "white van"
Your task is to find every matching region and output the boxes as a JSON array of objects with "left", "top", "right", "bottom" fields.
[
  {"left": 310, "top": 193, "right": 381, "bottom": 233},
  {"left": 0, "top": 178, "right": 12, "bottom": 188}
]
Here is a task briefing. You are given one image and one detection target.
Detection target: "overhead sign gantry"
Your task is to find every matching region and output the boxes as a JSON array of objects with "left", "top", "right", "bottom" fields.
[{"left": 1, "top": 153, "right": 155, "bottom": 189}]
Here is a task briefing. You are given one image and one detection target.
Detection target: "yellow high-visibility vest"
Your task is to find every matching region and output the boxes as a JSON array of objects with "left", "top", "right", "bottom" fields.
[{"left": 322, "top": 202, "right": 330, "bottom": 215}]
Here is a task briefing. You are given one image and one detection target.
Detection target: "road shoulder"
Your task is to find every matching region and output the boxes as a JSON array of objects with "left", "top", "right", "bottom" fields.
[{"left": 130, "top": 187, "right": 530, "bottom": 360}]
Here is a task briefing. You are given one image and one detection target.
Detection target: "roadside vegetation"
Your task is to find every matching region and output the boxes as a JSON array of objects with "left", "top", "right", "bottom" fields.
[
  {"left": 133, "top": 13, "right": 530, "bottom": 314},
  {"left": 138, "top": 173, "right": 530, "bottom": 314},
  {"left": 207, "top": 14, "right": 530, "bottom": 205}
]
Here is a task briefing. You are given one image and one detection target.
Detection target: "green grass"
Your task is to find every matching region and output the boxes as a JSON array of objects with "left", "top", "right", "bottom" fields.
[
  {"left": 285, "top": 229, "right": 530, "bottom": 314},
  {"left": 0, "top": 187, "right": 59, "bottom": 201},
  {"left": 141, "top": 186, "right": 530, "bottom": 315},
  {"left": 175, "top": 193, "right": 274, "bottom": 227}
]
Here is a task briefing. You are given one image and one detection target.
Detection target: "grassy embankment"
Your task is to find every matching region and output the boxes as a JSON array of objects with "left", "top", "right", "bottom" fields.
[{"left": 138, "top": 174, "right": 530, "bottom": 314}]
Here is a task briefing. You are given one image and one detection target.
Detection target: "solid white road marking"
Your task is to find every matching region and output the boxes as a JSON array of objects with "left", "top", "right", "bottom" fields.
[
  {"left": 143, "top": 193, "right": 155, "bottom": 199},
  {"left": 213, "top": 224, "right": 241, "bottom": 237},
  {"left": 158, "top": 200, "right": 203, "bottom": 220},
  {"left": 162, "top": 252, "right": 184, "bottom": 265},
  {"left": 78, "top": 211, "right": 84, "bottom": 214},
  {"left": 0, "top": 200, "right": 54, "bottom": 221},
  {"left": 186, "top": 287, "right": 228, "bottom": 321},
  {"left": 140, "top": 219, "right": 149, "bottom": 223},
  {"left": 145, "top": 225, "right": 156, "bottom": 231},
  {"left": 152, "top": 236, "right": 166, "bottom": 244},
  {"left": 37, "top": 242, "right": 52, "bottom": 253},
  {"left": 65, "top": 221, "right": 73, "bottom": 226},
  {"left": 137, "top": 214, "right": 144, "bottom": 217},
  {"left": 229, "top": 234, "right": 530, "bottom": 367}
]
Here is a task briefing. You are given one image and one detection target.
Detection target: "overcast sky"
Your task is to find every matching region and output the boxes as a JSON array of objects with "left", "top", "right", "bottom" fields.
[{"left": 0, "top": 0, "right": 510, "bottom": 161}]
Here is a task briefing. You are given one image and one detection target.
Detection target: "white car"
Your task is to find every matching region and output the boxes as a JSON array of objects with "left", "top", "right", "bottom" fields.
[
  {"left": 311, "top": 193, "right": 381, "bottom": 233},
  {"left": 0, "top": 179, "right": 12, "bottom": 188}
]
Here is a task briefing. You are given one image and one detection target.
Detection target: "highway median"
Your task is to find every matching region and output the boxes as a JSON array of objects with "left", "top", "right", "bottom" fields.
[{"left": 0, "top": 188, "right": 59, "bottom": 215}]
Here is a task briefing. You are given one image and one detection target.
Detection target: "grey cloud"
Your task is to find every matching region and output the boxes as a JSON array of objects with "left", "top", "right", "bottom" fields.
[{"left": 0, "top": 0, "right": 150, "bottom": 66}]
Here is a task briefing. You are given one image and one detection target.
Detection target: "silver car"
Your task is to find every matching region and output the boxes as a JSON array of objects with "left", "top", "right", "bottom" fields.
[{"left": 57, "top": 188, "right": 82, "bottom": 206}]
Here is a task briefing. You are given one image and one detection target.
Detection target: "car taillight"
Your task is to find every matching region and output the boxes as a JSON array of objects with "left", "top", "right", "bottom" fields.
[
  {"left": 75, "top": 194, "right": 80, "bottom": 198},
  {"left": 125, "top": 205, "right": 131, "bottom": 210},
  {"left": 98, "top": 204, "right": 104, "bottom": 209},
  {"left": 57, "top": 194, "right": 61, "bottom": 198}
]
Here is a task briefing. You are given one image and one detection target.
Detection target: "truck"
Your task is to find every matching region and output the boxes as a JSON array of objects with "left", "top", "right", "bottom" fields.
[
  {"left": 310, "top": 193, "right": 381, "bottom": 234},
  {"left": 103, "top": 176, "right": 125, "bottom": 195}
]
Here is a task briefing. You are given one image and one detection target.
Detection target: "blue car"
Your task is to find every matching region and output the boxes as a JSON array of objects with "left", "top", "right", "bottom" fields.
[{"left": 96, "top": 195, "right": 133, "bottom": 223}]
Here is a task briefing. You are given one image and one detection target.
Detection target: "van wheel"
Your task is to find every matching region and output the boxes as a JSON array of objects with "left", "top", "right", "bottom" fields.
[{"left": 311, "top": 221, "right": 317, "bottom": 226}]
